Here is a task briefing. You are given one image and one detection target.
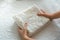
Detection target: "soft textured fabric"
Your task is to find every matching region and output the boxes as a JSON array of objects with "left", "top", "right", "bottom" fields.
[{"left": 14, "top": 6, "right": 50, "bottom": 36}]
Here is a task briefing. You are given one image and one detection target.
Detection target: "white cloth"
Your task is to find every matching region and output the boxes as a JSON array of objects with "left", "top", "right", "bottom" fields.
[{"left": 14, "top": 6, "right": 50, "bottom": 36}]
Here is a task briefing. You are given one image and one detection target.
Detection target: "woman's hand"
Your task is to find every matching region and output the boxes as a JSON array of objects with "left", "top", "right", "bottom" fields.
[
  {"left": 37, "top": 10, "right": 53, "bottom": 20},
  {"left": 18, "top": 23, "right": 34, "bottom": 40}
]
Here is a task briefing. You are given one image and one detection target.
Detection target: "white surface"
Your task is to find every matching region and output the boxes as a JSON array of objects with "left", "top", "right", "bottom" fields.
[{"left": 0, "top": 0, "right": 60, "bottom": 40}]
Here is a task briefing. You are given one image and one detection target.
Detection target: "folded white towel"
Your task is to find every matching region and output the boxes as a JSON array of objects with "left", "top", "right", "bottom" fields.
[{"left": 14, "top": 6, "right": 50, "bottom": 36}]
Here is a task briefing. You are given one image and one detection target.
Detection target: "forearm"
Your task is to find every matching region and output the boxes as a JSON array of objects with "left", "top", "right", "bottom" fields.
[
  {"left": 25, "top": 38, "right": 35, "bottom": 40},
  {"left": 38, "top": 10, "right": 60, "bottom": 20},
  {"left": 24, "top": 36, "right": 35, "bottom": 40},
  {"left": 44, "top": 11, "right": 60, "bottom": 19},
  {"left": 51, "top": 11, "right": 60, "bottom": 19}
]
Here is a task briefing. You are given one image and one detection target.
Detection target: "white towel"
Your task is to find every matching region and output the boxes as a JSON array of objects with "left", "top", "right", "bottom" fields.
[{"left": 14, "top": 6, "right": 50, "bottom": 36}]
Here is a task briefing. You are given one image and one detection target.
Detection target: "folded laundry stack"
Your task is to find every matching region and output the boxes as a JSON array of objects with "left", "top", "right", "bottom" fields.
[{"left": 14, "top": 6, "right": 50, "bottom": 36}]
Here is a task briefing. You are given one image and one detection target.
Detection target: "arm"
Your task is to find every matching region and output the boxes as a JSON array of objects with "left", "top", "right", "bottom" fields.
[
  {"left": 51, "top": 11, "right": 60, "bottom": 19},
  {"left": 18, "top": 23, "right": 35, "bottom": 40},
  {"left": 37, "top": 10, "right": 60, "bottom": 20},
  {"left": 24, "top": 37, "right": 35, "bottom": 40}
]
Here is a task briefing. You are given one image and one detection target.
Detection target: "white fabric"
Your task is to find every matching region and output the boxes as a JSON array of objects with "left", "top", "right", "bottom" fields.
[{"left": 14, "top": 6, "right": 50, "bottom": 36}]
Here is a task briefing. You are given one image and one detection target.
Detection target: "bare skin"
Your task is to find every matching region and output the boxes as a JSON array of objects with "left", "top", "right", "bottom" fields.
[
  {"left": 37, "top": 10, "right": 60, "bottom": 20},
  {"left": 18, "top": 10, "right": 60, "bottom": 40},
  {"left": 18, "top": 23, "right": 35, "bottom": 40}
]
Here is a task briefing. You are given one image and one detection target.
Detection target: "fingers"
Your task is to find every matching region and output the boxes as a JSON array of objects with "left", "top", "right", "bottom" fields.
[
  {"left": 23, "top": 22, "right": 28, "bottom": 30},
  {"left": 40, "top": 9, "right": 46, "bottom": 13},
  {"left": 37, "top": 10, "right": 43, "bottom": 16},
  {"left": 23, "top": 23, "right": 28, "bottom": 35},
  {"left": 37, "top": 9, "right": 47, "bottom": 16},
  {"left": 18, "top": 27, "right": 23, "bottom": 34},
  {"left": 18, "top": 22, "right": 28, "bottom": 35}
]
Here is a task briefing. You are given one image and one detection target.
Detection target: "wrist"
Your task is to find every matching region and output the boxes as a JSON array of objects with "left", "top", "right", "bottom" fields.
[
  {"left": 25, "top": 38, "right": 33, "bottom": 40},
  {"left": 44, "top": 13, "right": 54, "bottom": 20},
  {"left": 25, "top": 38, "right": 34, "bottom": 40},
  {"left": 24, "top": 36, "right": 34, "bottom": 40}
]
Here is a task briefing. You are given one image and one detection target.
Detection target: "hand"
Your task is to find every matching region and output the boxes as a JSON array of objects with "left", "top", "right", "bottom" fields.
[
  {"left": 18, "top": 23, "right": 34, "bottom": 40},
  {"left": 37, "top": 9, "right": 53, "bottom": 20}
]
